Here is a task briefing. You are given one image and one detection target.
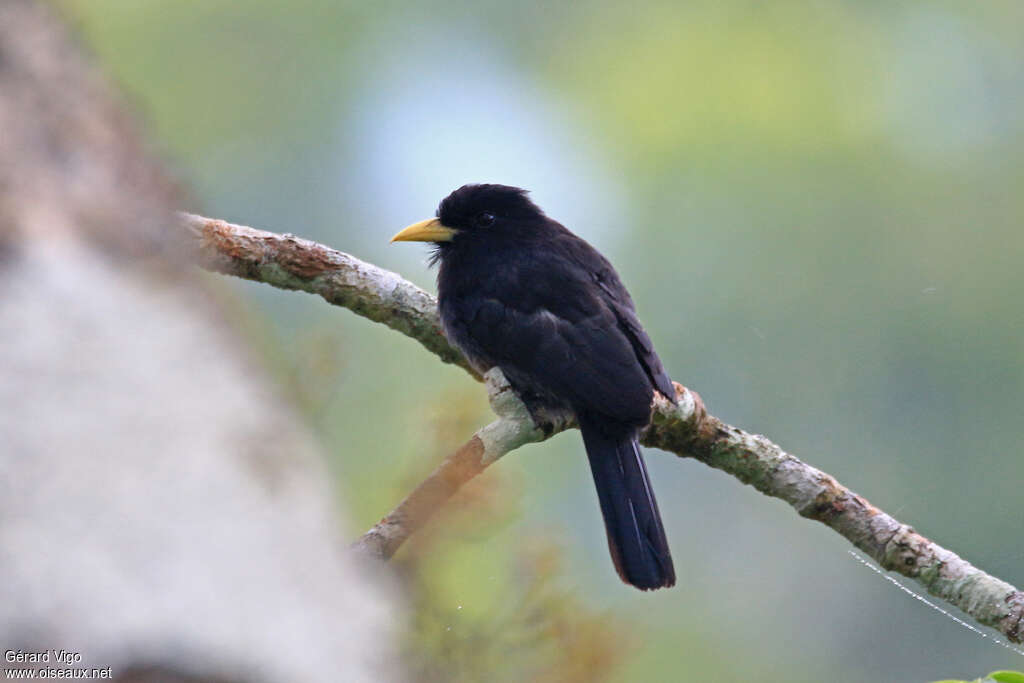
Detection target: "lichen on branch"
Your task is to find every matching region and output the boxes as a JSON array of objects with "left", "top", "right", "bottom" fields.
[{"left": 181, "top": 212, "right": 1023, "bottom": 645}]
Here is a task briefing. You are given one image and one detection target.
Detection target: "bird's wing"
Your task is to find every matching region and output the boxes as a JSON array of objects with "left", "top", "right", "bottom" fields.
[
  {"left": 556, "top": 230, "right": 675, "bottom": 402},
  {"left": 590, "top": 264, "right": 676, "bottom": 402},
  {"left": 447, "top": 241, "right": 664, "bottom": 422}
]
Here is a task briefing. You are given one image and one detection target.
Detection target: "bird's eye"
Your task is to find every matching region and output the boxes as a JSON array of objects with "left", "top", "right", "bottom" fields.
[{"left": 475, "top": 212, "right": 495, "bottom": 227}]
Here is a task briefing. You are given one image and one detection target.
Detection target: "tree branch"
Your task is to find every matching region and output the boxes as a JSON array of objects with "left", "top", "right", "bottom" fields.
[
  {"left": 351, "top": 368, "right": 569, "bottom": 560},
  {"left": 181, "top": 212, "right": 476, "bottom": 376},
  {"left": 181, "top": 212, "right": 1024, "bottom": 645}
]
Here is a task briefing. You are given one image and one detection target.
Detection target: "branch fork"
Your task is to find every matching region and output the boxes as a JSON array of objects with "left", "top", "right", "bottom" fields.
[{"left": 182, "top": 212, "right": 1023, "bottom": 644}]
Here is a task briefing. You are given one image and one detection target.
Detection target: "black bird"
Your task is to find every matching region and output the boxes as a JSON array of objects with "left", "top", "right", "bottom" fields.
[{"left": 391, "top": 184, "right": 676, "bottom": 590}]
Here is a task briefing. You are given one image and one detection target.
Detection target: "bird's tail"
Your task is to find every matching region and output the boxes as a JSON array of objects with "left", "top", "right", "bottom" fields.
[{"left": 578, "top": 414, "right": 675, "bottom": 590}]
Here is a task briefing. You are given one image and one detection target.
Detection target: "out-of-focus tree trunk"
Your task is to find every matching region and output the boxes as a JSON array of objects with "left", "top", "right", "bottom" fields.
[{"left": 0, "top": 2, "right": 403, "bottom": 681}]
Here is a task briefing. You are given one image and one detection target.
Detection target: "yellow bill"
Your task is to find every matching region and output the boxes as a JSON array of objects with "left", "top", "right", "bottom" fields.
[{"left": 390, "top": 217, "right": 457, "bottom": 243}]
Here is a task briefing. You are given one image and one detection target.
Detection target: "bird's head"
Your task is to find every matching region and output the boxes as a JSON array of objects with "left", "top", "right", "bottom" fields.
[{"left": 390, "top": 184, "right": 546, "bottom": 252}]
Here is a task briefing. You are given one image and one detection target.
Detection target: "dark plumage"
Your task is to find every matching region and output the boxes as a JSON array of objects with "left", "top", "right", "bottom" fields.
[{"left": 392, "top": 184, "right": 676, "bottom": 590}]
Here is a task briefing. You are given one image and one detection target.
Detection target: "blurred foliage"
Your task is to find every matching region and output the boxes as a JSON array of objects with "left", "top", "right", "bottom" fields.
[
  {"left": 402, "top": 537, "right": 629, "bottom": 683},
  {"left": 400, "top": 457, "right": 628, "bottom": 680},
  {"left": 387, "top": 388, "right": 631, "bottom": 682},
  {"left": 57, "top": 0, "right": 1024, "bottom": 681}
]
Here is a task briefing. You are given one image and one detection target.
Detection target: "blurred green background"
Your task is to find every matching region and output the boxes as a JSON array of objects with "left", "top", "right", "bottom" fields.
[{"left": 58, "top": 1, "right": 1024, "bottom": 680}]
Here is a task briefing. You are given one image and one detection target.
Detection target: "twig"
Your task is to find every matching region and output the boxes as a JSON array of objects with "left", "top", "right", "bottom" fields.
[
  {"left": 352, "top": 369, "right": 567, "bottom": 559},
  {"left": 181, "top": 212, "right": 1024, "bottom": 644}
]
